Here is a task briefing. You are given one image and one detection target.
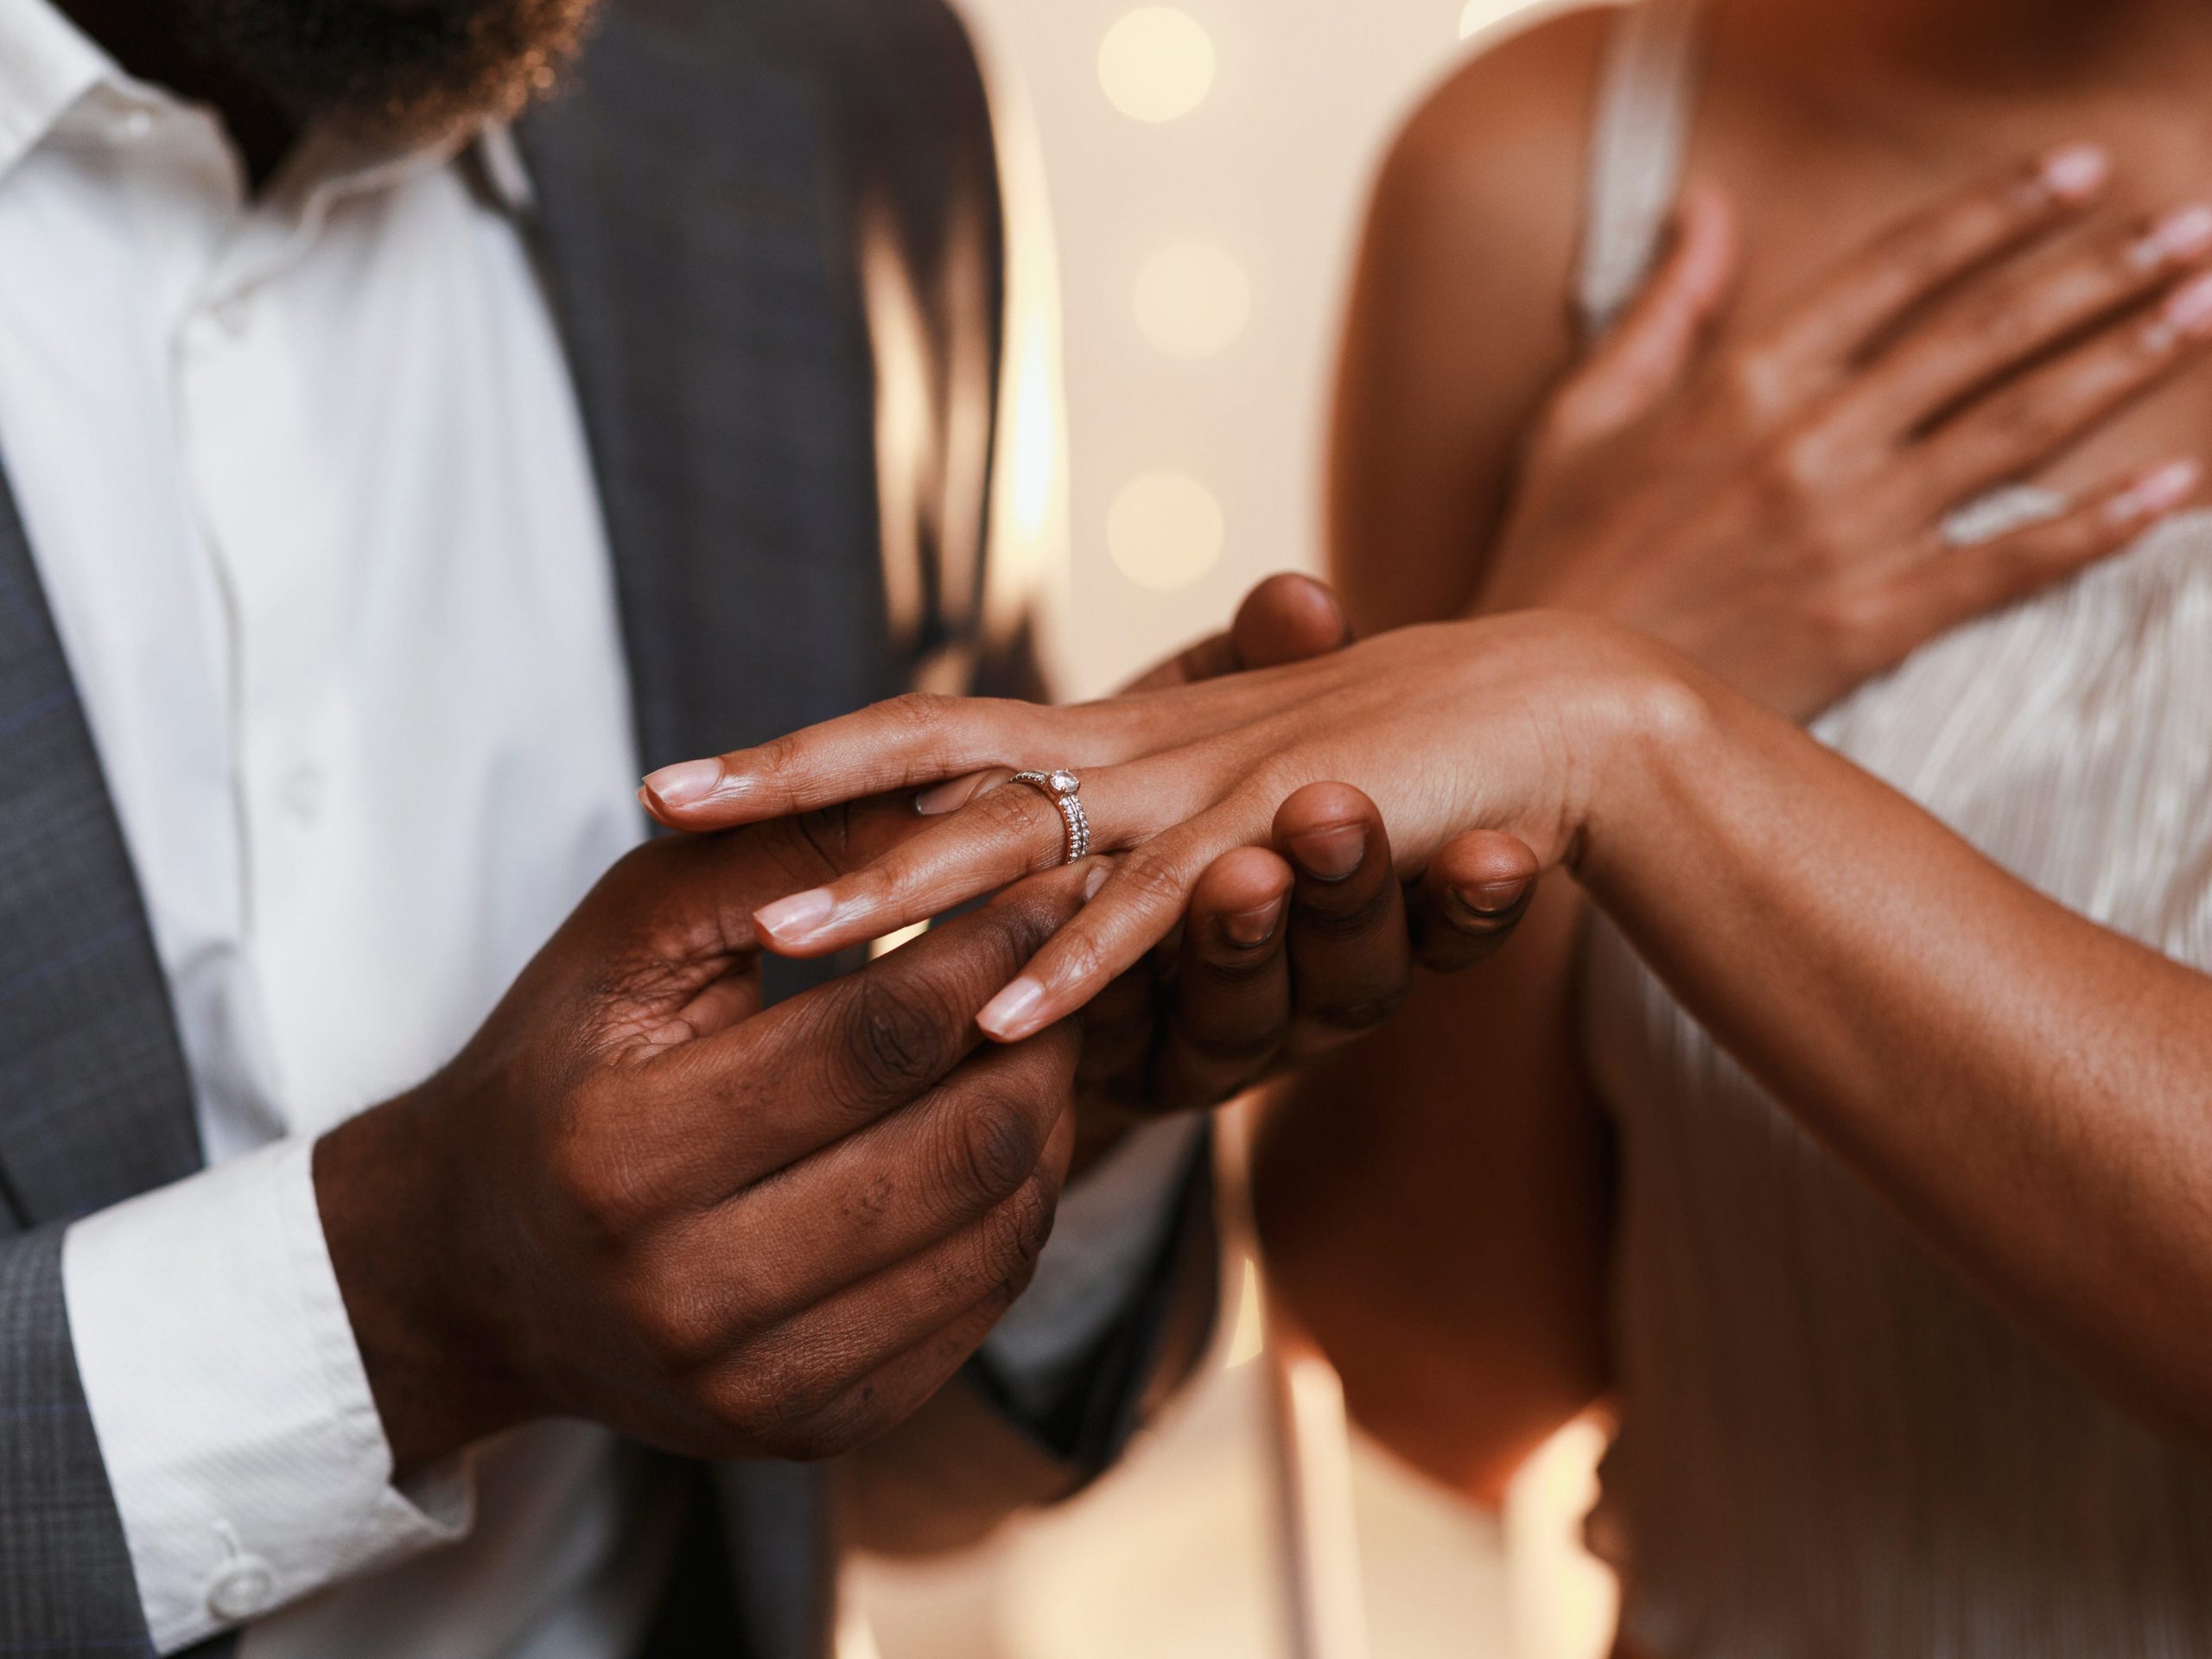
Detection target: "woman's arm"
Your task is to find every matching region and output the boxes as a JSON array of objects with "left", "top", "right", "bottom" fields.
[
  {"left": 664, "top": 604, "right": 2212, "bottom": 1446},
  {"left": 1579, "top": 669, "right": 2212, "bottom": 1448}
]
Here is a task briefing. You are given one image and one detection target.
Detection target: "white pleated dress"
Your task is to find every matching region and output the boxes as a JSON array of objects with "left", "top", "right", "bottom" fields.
[{"left": 1566, "top": 3, "right": 2212, "bottom": 1653}]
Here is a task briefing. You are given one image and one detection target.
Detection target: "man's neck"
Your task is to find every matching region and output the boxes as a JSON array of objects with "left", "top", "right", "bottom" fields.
[{"left": 53, "top": 0, "right": 297, "bottom": 184}]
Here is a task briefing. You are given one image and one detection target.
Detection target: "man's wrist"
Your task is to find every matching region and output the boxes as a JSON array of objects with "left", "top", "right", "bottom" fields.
[{"left": 315, "top": 1090, "right": 525, "bottom": 1473}]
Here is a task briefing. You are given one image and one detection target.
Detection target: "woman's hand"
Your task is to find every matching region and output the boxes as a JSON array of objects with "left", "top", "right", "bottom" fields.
[
  {"left": 641, "top": 612, "right": 1685, "bottom": 1042},
  {"left": 1487, "top": 147, "right": 2212, "bottom": 718}
]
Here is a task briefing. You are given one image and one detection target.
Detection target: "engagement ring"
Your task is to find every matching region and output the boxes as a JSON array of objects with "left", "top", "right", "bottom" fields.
[{"left": 1008, "top": 769, "right": 1092, "bottom": 866}]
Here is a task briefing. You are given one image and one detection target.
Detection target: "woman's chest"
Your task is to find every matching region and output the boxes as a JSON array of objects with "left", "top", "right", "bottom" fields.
[{"left": 1683, "top": 75, "right": 2212, "bottom": 490}]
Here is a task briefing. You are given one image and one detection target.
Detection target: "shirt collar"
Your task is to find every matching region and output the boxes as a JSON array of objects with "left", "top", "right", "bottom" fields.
[{"left": 0, "top": 0, "right": 116, "bottom": 185}]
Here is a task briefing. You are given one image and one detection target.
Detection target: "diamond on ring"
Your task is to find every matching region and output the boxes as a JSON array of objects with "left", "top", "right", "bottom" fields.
[{"left": 1010, "top": 769, "right": 1092, "bottom": 866}]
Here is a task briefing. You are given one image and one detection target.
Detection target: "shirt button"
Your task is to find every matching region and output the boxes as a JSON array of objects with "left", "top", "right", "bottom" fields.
[
  {"left": 281, "top": 766, "right": 325, "bottom": 821},
  {"left": 207, "top": 1554, "right": 276, "bottom": 1620}
]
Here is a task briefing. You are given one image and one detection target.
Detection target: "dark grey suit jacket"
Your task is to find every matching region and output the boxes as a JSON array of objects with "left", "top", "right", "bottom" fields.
[{"left": 0, "top": 3, "right": 1211, "bottom": 1654}]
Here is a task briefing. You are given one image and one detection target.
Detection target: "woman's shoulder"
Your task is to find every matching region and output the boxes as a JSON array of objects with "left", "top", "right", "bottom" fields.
[
  {"left": 1372, "top": 5, "right": 1617, "bottom": 246},
  {"left": 1329, "top": 7, "right": 1622, "bottom": 627}
]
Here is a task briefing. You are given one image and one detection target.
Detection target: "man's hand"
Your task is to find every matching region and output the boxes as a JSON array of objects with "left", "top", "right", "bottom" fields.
[
  {"left": 633, "top": 573, "right": 1541, "bottom": 1138},
  {"left": 1073, "top": 575, "right": 1539, "bottom": 1129},
  {"left": 315, "top": 820, "right": 1094, "bottom": 1473}
]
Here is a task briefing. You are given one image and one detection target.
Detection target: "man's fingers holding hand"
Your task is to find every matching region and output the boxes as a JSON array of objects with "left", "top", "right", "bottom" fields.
[
  {"left": 1409, "top": 830, "right": 1541, "bottom": 973},
  {"left": 1150, "top": 845, "right": 1297, "bottom": 1112},
  {"left": 1274, "top": 782, "right": 1414, "bottom": 1061},
  {"left": 681, "top": 864, "right": 1095, "bottom": 1180},
  {"left": 1126, "top": 573, "right": 1353, "bottom": 692}
]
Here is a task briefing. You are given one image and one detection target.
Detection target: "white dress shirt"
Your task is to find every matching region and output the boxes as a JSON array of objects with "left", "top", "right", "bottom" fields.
[{"left": 0, "top": 2, "right": 1194, "bottom": 1652}]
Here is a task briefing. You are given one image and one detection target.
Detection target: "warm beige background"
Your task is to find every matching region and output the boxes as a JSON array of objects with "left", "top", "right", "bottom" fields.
[
  {"left": 845, "top": 3, "right": 1614, "bottom": 1656},
  {"left": 964, "top": 0, "right": 1574, "bottom": 696}
]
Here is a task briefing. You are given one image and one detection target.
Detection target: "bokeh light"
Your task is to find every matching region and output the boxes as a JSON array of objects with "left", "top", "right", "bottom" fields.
[
  {"left": 1135, "top": 242, "right": 1252, "bottom": 359},
  {"left": 1109, "top": 473, "right": 1225, "bottom": 590},
  {"left": 1099, "top": 8, "right": 1218, "bottom": 124},
  {"left": 1460, "top": 0, "right": 1531, "bottom": 38}
]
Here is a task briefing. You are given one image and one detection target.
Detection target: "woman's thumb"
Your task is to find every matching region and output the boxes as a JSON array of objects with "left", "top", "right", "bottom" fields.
[{"left": 1540, "top": 182, "right": 1739, "bottom": 456}]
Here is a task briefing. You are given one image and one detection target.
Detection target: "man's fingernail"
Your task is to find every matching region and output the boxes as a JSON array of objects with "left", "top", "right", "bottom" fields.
[
  {"left": 2132, "top": 204, "right": 2212, "bottom": 270},
  {"left": 2037, "top": 142, "right": 2109, "bottom": 203},
  {"left": 756, "top": 888, "right": 837, "bottom": 942},
  {"left": 643, "top": 759, "right": 723, "bottom": 810},
  {"left": 979, "top": 977, "right": 1046, "bottom": 1039},
  {"left": 1286, "top": 823, "right": 1366, "bottom": 882},
  {"left": 1449, "top": 882, "right": 1529, "bottom": 925},
  {"left": 1220, "top": 897, "right": 1286, "bottom": 949},
  {"left": 917, "top": 775, "right": 983, "bottom": 816},
  {"left": 1083, "top": 863, "right": 1112, "bottom": 901},
  {"left": 2112, "top": 459, "right": 2201, "bottom": 522}
]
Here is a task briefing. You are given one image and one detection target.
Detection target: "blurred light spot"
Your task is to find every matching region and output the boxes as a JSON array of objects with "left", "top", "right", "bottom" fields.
[
  {"left": 868, "top": 919, "right": 930, "bottom": 958},
  {"left": 1461, "top": 0, "right": 1535, "bottom": 39},
  {"left": 834, "top": 1602, "right": 884, "bottom": 1659},
  {"left": 1109, "top": 473, "right": 1224, "bottom": 591},
  {"left": 1135, "top": 242, "right": 1251, "bottom": 359},
  {"left": 1226, "top": 1255, "right": 1266, "bottom": 1368},
  {"left": 1099, "top": 8, "right": 1217, "bottom": 124}
]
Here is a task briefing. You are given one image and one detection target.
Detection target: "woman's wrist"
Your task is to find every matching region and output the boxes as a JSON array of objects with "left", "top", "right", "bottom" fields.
[{"left": 1541, "top": 619, "right": 1729, "bottom": 886}]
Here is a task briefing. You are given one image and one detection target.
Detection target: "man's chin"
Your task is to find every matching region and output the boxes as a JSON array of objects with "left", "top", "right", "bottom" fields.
[{"left": 188, "top": 0, "right": 601, "bottom": 144}]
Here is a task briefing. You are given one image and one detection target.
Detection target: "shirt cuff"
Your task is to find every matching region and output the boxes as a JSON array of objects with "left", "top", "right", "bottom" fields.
[
  {"left": 61, "top": 1135, "right": 471, "bottom": 1651},
  {"left": 980, "top": 1114, "right": 1205, "bottom": 1414}
]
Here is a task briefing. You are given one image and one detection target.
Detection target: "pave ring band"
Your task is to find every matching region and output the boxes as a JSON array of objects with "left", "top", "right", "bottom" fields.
[{"left": 1008, "top": 769, "right": 1092, "bottom": 866}]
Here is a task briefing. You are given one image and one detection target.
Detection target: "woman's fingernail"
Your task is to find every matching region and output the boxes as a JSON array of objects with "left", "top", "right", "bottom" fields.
[
  {"left": 642, "top": 759, "right": 724, "bottom": 809},
  {"left": 2112, "top": 459, "right": 2201, "bottom": 521},
  {"left": 979, "top": 977, "right": 1046, "bottom": 1039},
  {"left": 2038, "top": 142, "right": 2110, "bottom": 203},
  {"left": 1286, "top": 823, "right": 1367, "bottom": 882},
  {"left": 2156, "top": 270, "right": 2212, "bottom": 343},
  {"left": 1083, "top": 863, "right": 1112, "bottom": 901},
  {"left": 2133, "top": 204, "right": 2212, "bottom": 270},
  {"left": 755, "top": 888, "right": 837, "bottom": 942},
  {"left": 1220, "top": 897, "right": 1286, "bottom": 949},
  {"left": 917, "top": 774, "right": 985, "bottom": 816}
]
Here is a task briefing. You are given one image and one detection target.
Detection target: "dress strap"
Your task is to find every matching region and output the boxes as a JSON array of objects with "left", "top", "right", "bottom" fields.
[{"left": 1575, "top": 0, "right": 1707, "bottom": 340}]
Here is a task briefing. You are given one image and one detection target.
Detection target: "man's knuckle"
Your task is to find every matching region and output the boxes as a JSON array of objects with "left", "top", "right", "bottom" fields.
[
  {"left": 1308, "top": 984, "right": 1410, "bottom": 1036},
  {"left": 779, "top": 1384, "right": 892, "bottom": 1462},
  {"left": 976, "top": 1181, "right": 1055, "bottom": 1293},
  {"left": 632, "top": 1282, "right": 729, "bottom": 1370},
  {"left": 549, "top": 1138, "right": 653, "bottom": 1240},
  {"left": 943, "top": 1088, "right": 1046, "bottom": 1210},
  {"left": 842, "top": 976, "right": 957, "bottom": 1098},
  {"left": 1178, "top": 1016, "right": 1283, "bottom": 1070}
]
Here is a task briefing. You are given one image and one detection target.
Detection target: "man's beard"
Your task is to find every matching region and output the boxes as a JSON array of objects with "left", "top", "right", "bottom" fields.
[{"left": 186, "top": 0, "right": 601, "bottom": 144}]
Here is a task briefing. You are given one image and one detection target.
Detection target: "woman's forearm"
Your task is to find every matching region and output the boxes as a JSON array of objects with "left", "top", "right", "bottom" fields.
[{"left": 1581, "top": 671, "right": 2212, "bottom": 1443}]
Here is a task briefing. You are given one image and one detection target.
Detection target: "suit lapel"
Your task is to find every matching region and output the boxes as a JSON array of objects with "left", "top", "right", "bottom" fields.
[{"left": 0, "top": 472, "right": 200, "bottom": 1230}]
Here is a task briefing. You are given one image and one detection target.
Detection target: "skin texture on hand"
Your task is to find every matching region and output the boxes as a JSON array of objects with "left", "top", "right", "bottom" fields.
[
  {"left": 1485, "top": 152, "right": 2210, "bottom": 719},
  {"left": 316, "top": 816, "right": 1097, "bottom": 1475},
  {"left": 646, "top": 573, "right": 1541, "bottom": 1142},
  {"left": 638, "top": 610, "right": 1678, "bottom": 1047}
]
